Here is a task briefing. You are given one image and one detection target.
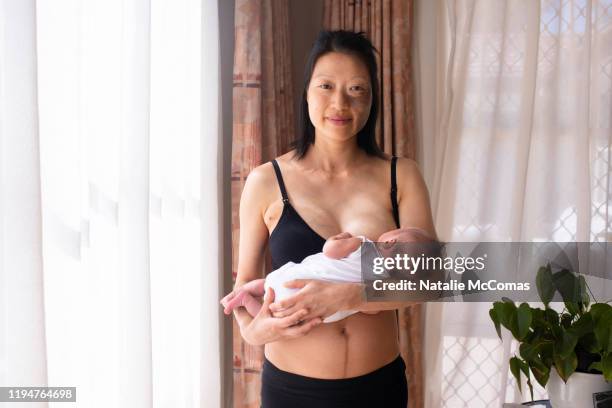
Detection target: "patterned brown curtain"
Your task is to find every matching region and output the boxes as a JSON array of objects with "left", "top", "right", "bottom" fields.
[
  {"left": 231, "top": 0, "right": 294, "bottom": 407},
  {"left": 323, "top": 0, "right": 417, "bottom": 158},
  {"left": 323, "top": 1, "right": 423, "bottom": 408}
]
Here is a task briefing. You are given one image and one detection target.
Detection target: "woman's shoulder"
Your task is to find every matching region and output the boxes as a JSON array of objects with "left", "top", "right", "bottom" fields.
[
  {"left": 392, "top": 156, "right": 429, "bottom": 199},
  {"left": 374, "top": 155, "right": 426, "bottom": 196},
  {"left": 241, "top": 161, "right": 280, "bottom": 211},
  {"left": 246, "top": 160, "right": 275, "bottom": 180},
  {"left": 367, "top": 154, "right": 420, "bottom": 175},
  {"left": 273, "top": 150, "right": 298, "bottom": 165},
  {"left": 393, "top": 156, "right": 420, "bottom": 175},
  {"left": 246, "top": 149, "right": 301, "bottom": 181}
]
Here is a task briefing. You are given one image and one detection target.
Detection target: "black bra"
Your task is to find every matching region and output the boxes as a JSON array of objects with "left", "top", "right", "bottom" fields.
[{"left": 268, "top": 157, "right": 400, "bottom": 270}]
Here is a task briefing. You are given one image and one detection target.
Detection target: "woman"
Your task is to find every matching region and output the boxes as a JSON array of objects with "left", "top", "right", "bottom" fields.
[{"left": 233, "top": 30, "right": 437, "bottom": 407}]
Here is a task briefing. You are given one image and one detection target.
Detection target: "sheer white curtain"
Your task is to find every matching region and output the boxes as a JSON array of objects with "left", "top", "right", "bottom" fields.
[
  {"left": 415, "top": 0, "right": 612, "bottom": 406},
  {"left": 0, "top": 0, "right": 223, "bottom": 407},
  {"left": 0, "top": 3, "right": 48, "bottom": 408}
]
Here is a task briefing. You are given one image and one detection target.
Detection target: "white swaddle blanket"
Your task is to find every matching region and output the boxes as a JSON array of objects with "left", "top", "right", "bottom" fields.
[{"left": 264, "top": 236, "right": 371, "bottom": 323}]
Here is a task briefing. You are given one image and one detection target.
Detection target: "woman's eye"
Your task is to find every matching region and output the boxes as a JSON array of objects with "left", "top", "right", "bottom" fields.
[
  {"left": 318, "top": 84, "right": 332, "bottom": 90},
  {"left": 350, "top": 85, "right": 366, "bottom": 92}
]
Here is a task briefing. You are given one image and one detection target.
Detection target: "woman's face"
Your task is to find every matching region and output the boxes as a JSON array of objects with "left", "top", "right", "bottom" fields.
[{"left": 306, "top": 52, "right": 372, "bottom": 142}]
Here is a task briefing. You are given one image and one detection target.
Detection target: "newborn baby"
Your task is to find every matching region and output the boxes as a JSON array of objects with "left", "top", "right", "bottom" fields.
[{"left": 220, "top": 227, "right": 433, "bottom": 323}]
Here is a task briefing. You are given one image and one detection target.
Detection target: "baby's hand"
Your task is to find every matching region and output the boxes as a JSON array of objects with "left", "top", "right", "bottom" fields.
[
  {"left": 220, "top": 289, "right": 248, "bottom": 314},
  {"left": 220, "top": 279, "right": 266, "bottom": 314},
  {"left": 328, "top": 232, "right": 353, "bottom": 241},
  {"left": 323, "top": 232, "right": 361, "bottom": 259}
]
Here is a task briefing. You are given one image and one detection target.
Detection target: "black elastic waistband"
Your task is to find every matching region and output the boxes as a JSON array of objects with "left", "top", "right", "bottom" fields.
[{"left": 262, "top": 355, "right": 406, "bottom": 391}]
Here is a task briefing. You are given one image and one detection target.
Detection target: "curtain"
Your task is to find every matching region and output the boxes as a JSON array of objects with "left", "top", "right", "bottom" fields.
[
  {"left": 231, "top": 1, "right": 294, "bottom": 407},
  {"left": 323, "top": 0, "right": 417, "bottom": 157},
  {"left": 417, "top": 0, "right": 612, "bottom": 406},
  {"left": 1, "top": 0, "right": 224, "bottom": 407},
  {"left": 0, "top": 4, "right": 48, "bottom": 408},
  {"left": 322, "top": 2, "right": 423, "bottom": 407}
]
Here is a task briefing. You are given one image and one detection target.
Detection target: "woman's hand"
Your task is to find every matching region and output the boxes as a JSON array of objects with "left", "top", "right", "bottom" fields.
[
  {"left": 237, "top": 287, "right": 323, "bottom": 346},
  {"left": 269, "top": 280, "right": 363, "bottom": 321}
]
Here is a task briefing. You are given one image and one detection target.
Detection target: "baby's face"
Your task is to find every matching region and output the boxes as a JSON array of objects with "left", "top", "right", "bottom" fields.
[{"left": 378, "top": 227, "right": 430, "bottom": 243}]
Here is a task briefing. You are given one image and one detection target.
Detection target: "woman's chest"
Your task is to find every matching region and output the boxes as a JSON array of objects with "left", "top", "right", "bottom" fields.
[{"left": 266, "top": 187, "right": 397, "bottom": 241}]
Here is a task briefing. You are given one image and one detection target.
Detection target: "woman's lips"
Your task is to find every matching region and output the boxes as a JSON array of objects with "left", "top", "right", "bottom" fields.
[{"left": 327, "top": 117, "right": 352, "bottom": 126}]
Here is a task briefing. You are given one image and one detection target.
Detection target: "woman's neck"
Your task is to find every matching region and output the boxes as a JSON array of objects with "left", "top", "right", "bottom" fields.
[{"left": 301, "top": 137, "right": 366, "bottom": 175}]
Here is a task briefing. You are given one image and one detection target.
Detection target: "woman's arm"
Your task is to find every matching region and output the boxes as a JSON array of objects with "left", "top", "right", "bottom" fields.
[
  {"left": 269, "top": 280, "right": 422, "bottom": 318},
  {"left": 394, "top": 158, "right": 437, "bottom": 240},
  {"left": 232, "top": 164, "right": 322, "bottom": 345}
]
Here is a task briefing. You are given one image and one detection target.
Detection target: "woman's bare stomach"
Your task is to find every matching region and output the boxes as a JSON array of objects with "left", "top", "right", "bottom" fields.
[{"left": 265, "top": 310, "right": 400, "bottom": 378}]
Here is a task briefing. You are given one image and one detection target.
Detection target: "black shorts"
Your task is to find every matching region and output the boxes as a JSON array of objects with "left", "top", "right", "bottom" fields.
[{"left": 261, "top": 355, "right": 408, "bottom": 408}]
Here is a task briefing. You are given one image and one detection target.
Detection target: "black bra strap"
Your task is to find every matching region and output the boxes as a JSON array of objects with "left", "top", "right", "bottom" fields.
[
  {"left": 391, "top": 156, "right": 400, "bottom": 228},
  {"left": 390, "top": 156, "right": 402, "bottom": 339},
  {"left": 271, "top": 160, "right": 289, "bottom": 203}
]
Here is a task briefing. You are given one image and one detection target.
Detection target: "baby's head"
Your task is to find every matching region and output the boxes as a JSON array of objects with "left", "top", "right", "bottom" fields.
[
  {"left": 376, "top": 227, "right": 434, "bottom": 257},
  {"left": 377, "top": 227, "right": 433, "bottom": 244}
]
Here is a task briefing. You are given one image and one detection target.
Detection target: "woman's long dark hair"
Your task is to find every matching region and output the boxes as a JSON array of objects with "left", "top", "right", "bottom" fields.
[{"left": 291, "top": 30, "right": 385, "bottom": 160}]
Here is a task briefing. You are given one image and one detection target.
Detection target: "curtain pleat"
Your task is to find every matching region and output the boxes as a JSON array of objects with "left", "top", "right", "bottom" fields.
[
  {"left": 322, "top": 2, "right": 422, "bottom": 407},
  {"left": 118, "top": 1, "right": 153, "bottom": 406},
  {"left": 0, "top": 2, "right": 49, "bottom": 406}
]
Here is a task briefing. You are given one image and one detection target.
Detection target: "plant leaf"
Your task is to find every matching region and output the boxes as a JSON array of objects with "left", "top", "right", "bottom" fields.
[
  {"left": 552, "top": 269, "right": 580, "bottom": 316},
  {"left": 601, "top": 355, "right": 612, "bottom": 382},
  {"left": 590, "top": 303, "right": 612, "bottom": 322},
  {"left": 553, "top": 351, "right": 578, "bottom": 383},
  {"left": 502, "top": 297, "right": 515, "bottom": 305},
  {"left": 554, "top": 331, "right": 578, "bottom": 359},
  {"left": 519, "top": 342, "right": 538, "bottom": 362},
  {"left": 536, "top": 265, "right": 555, "bottom": 307},
  {"left": 517, "top": 303, "right": 532, "bottom": 341},
  {"left": 594, "top": 309, "right": 612, "bottom": 353},
  {"left": 490, "top": 308, "right": 502, "bottom": 340},
  {"left": 495, "top": 301, "right": 519, "bottom": 338},
  {"left": 577, "top": 275, "right": 590, "bottom": 311},
  {"left": 529, "top": 359, "right": 550, "bottom": 387},
  {"left": 569, "top": 313, "right": 593, "bottom": 338},
  {"left": 519, "top": 358, "right": 534, "bottom": 400},
  {"left": 589, "top": 361, "right": 603, "bottom": 372},
  {"left": 544, "top": 308, "right": 559, "bottom": 326},
  {"left": 510, "top": 357, "right": 523, "bottom": 393}
]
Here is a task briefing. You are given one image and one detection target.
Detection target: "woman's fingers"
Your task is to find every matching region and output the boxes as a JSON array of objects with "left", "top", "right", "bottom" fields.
[
  {"left": 269, "top": 280, "right": 314, "bottom": 311},
  {"left": 270, "top": 303, "right": 303, "bottom": 318},
  {"left": 277, "top": 308, "right": 309, "bottom": 328},
  {"left": 282, "top": 279, "right": 310, "bottom": 290},
  {"left": 269, "top": 296, "right": 298, "bottom": 312},
  {"left": 284, "top": 317, "right": 322, "bottom": 338},
  {"left": 258, "top": 287, "right": 275, "bottom": 317}
]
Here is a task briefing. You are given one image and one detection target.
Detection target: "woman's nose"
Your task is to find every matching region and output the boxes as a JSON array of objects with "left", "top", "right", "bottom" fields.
[{"left": 331, "top": 89, "right": 349, "bottom": 108}]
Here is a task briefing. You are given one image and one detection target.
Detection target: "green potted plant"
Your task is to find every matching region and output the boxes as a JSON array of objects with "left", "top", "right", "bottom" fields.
[{"left": 489, "top": 264, "right": 612, "bottom": 407}]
